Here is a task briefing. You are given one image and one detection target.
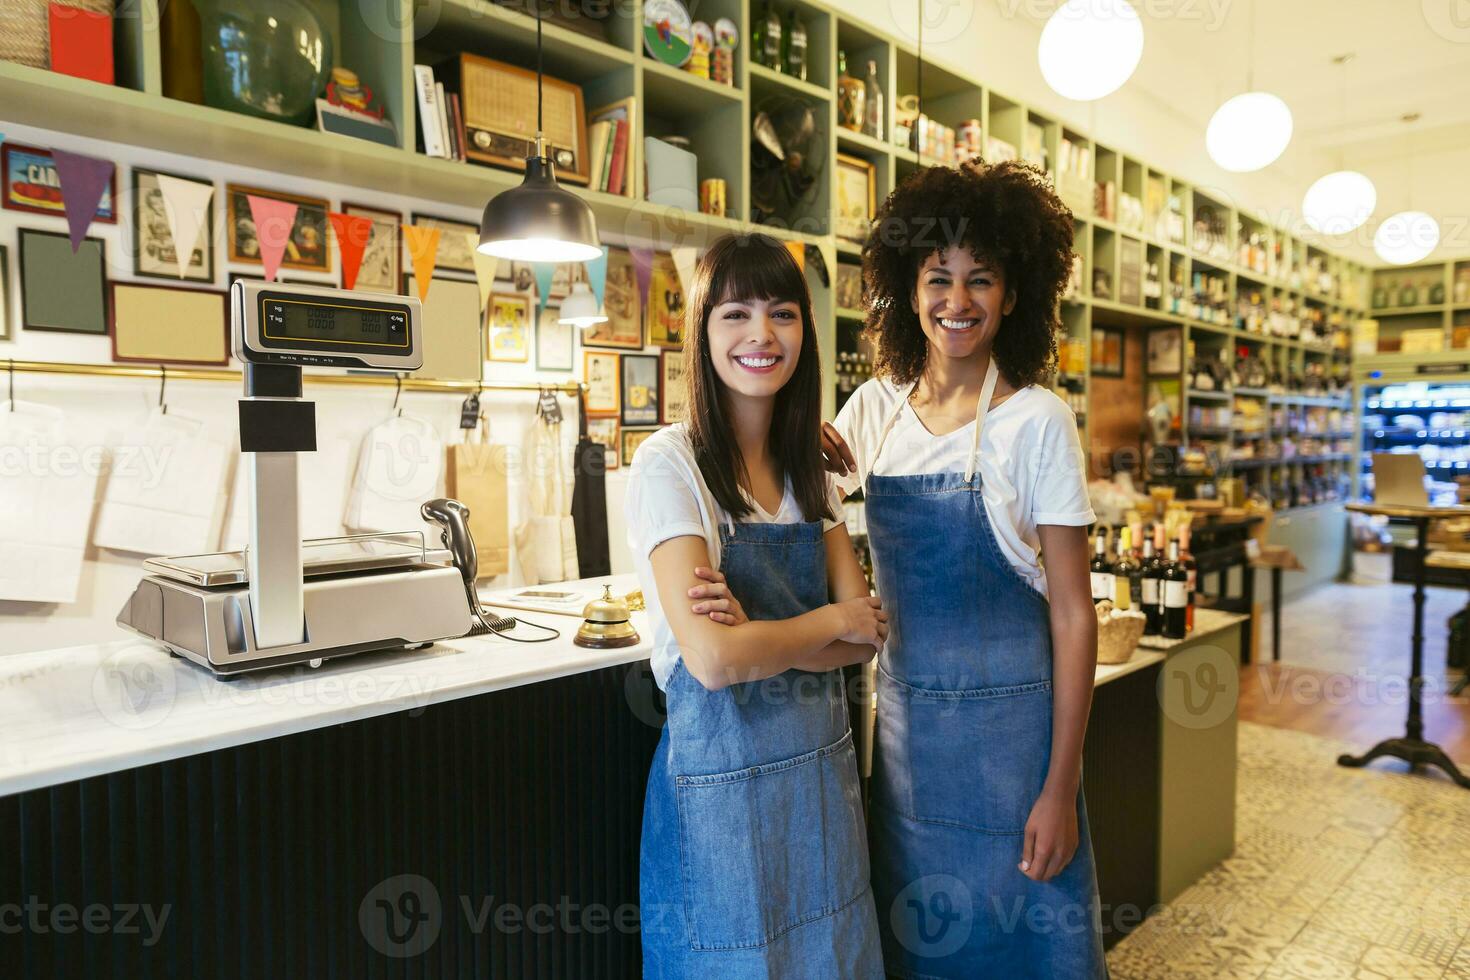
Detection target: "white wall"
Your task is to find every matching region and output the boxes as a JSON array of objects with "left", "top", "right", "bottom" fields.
[{"left": 0, "top": 118, "right": 640, "bottom": 657}]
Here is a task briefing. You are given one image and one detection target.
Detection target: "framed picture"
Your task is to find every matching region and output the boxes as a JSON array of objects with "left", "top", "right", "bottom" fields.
[
  {"left": 587, "top": 417, "right": 620, "bottom": 470},
  {"left": 512, "top": 261, "right": 583, "bottom": 303},
  {"left": 646, "top": 252, "right": 684, "bottom": 349},
  {"left": 409, "top": 275, "right": 485, "bottom": 382},
  {"left": 584, "top": 350, "right": 620, "bottom": 416},
  {"left": 621, "top": 427, "right": 658, "bottom": 467},
  {"left": 410, "top": 213, "right": 477, "bottom": 274},
  {"left": 835, "top": 262, "right": 862, "bottom": 310},
  {"left": 226, "top": 183, "right": 331, "bottom": 272},
  {"left": 18, "top": 228, "right": 109, "bottom": 335},
  {"left": 110, "top": 282, "right": 230, "bottom": 366},
  {"left": 1091, "top": 325, "right": 1125, "bottom": 378},
  {"left": 132, "top": 168, "right": 215, "bottom": 283},
  {"left": 0, "top": 245, "right": 9, "bottom": 341},
  {"left": 660, "top": 349, "right": 687, "bottom": 424},
  {"left": 342, "top": 201, "right": 402, "bottom": 294},
  {"left": 536, "top": 305, "right": 576, "bottom": 372},
  {"left": 1146, "top": 326, "right": 1183, "bottom": 375},
  {"left": 621, "top": 353, "right": 660, "bottom": 426},
  {"left": 487, "top": 292, "right": 530, "bottom": 362},
  {"left": 510, "top": 262, "right": 536, "bottom": 292},
  {"left": 834, "top": 153, "right": 875, "bottom": 243},
  {"left": 2, "top": 142, "right": 116, "bottom": 222},
  {"left": 583, "top": 246, "right": 643, "bottom": 349}
]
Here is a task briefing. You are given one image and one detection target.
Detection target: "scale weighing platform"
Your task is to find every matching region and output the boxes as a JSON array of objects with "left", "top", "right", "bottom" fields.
[{"left": 117, "top": 280, "right": 483, "bottom": 675}]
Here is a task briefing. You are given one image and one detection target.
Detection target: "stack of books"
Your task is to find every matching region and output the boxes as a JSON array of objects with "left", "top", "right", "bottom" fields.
[
  {"left": 586, "top": 102, "right": 634, "bottom": 197},
  {"left": 413, "top": 63, "right": 465, "bottom": 161}
]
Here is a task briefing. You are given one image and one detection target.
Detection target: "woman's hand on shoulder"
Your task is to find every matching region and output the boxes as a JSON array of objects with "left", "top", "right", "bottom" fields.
[{"left": 821, "top": 422, "right": 856, "bottom": 477}]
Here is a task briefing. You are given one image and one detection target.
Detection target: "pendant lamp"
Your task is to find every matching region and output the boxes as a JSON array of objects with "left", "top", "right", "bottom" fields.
[
  {"left": 559, "top": 281, "right": 608, "bottom": 328},
  {"left": 478, "top": 2, "right": 601, "bottom": 262},
  {"left": 1038, "top": 0, "right": 1144, "bottom": 102},
  {"left": 1205, "top": 0, "right": 1291, "bottom": 173}
]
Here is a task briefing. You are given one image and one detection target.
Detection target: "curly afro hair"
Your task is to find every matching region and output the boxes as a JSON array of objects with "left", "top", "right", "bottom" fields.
[{"left": 861, "top": 159, "right": 1074, "bottom": 389}]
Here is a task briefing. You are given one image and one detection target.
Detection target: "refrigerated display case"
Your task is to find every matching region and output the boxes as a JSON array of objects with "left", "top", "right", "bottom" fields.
[{"left": 1360, "top": 380, "right": 1470, "bottom": 506}]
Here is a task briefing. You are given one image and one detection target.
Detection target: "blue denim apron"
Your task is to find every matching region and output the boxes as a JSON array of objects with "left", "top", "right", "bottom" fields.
[
  {"left": 863, "top": 362, "right": 1107, "bottom": 979},
  {"left": 640, "top": 517, "right": 884, "bottom": 979}
]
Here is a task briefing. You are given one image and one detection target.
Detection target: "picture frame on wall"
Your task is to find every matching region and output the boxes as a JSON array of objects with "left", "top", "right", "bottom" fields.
[
  {"left": 835, "top": 262, "right": 863, "bottom": 311},
  {"left": 660, "top": 349, "right": 687, "bottom": 424},
  {"left": 1091, "top": 324, "right": 1125, "bottom": 378},
  {"left": 646, "top": 252, "right": 684, "bottom": 349},
  {"left": 2, "top": 142, "right": 116, "bottom": 222},
  {"left": 535, "top": 305, "right": 576, "bottom": 372},
  {"left": 834, "top": 153, "right": 875, "bottom": 243},
  {"left": 0, "top": 245, "right": 9, "bottom": 341},
  {"left": 226, "top": 183, "right": 331, "bottom": 272},
  {"left": 1146, "top": 326, "right": 1182, "bottom": 375},
  {"left": 512, "top": 261, "right": 582, "bottom": 303},
  {"left": 620, "top": 353, "right": 660, "bottom": 426},
  {"left": 132, "top": 168, "right": 215, "bottom": 283},
  {"left": 487, "top": 292, "right": 531, "bottom": 362},
  {"left": 582, "top": 246, "right": 643, "bottom": 349},
  {"left": 410, "top": 213, "right": 477, "bottom": 274},
  {"left": 18, "top": 228, "right": 109, "bottom": 335},
  {"left": 584, "top": 351, "right": 620, "bottom": 416},
  {"left": 621, "top": 427, "right": 657, "bottom": 467},
  {"left": 342, "top": 201, "right": 402, "bottom": 294},
  {"left": 586, "top": 417, "right": 620, "bottom": 470},
  {"left": 110, "top": 282, "right": 230, "bottom": 366}
]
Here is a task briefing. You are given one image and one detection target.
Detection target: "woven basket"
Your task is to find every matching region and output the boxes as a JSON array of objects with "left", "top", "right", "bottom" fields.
[
  {"left": 0, "top": 0, "right": 114, "bottom": 70},
  {"left": 1096, "top": 601, "right": 1147, "bottom": 665}
]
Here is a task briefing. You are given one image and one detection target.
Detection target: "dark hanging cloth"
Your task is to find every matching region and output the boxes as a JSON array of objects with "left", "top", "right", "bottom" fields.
[{"left": 571, "top": 389, "right": 611, "bottom": 578}]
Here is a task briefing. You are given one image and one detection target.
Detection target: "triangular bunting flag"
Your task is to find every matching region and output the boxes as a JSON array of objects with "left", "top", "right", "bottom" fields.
[
  {"left": 531, "top": 262, "right": 556, "bottom": 314},
  {"left": 670, "top": 246, "right": 698, "bottom": 297},
  {"left": 817, "top": 241, "right": 837, "bottom": 293},
  {"left": 51, "top": 148, "right": 114, "bottom": 252},
  {"left": 466, "top": 231, "right": 497, "bottom": 311},
  {"left": 783, "top": 240, "right": 805, "bottom": 274},
  {"left": 154, "top": 173, "right": 215, "bottom": 279},
  {"left": 585, "top": 248, "right": 608, "bottom": 308},
  {"left": 402, "top": 224, "right": 441, "bottom": 301},
  {"left": 329, "top": 212, "right": 374, "bottom": 291},
  {"left": 630, "top": 246, "right": 655, "bottom": 305},
  {"left": 246, "top": 194, "right": 299, "bottom": 282}
]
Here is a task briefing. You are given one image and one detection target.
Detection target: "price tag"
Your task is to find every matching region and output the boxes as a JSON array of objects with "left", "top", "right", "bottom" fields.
[
  {"left": 459, "top": 393, "right": 481, "bottom": 429},
  {"left": 538, "top": 388, "right": 564, "bottom": 424}
]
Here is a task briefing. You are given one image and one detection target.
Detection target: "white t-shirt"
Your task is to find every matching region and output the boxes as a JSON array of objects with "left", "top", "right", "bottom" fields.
[
  {"left": 832, "top": 378, "right": 1095, "bottom": 596},
  {"left": 625, "top": 423, "right": 846, "bottom": 688}
]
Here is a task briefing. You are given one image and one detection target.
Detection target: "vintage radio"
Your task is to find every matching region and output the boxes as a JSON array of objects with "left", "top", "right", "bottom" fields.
[{"left": 456, "top": 53, "right": 589, "bottom": 186}]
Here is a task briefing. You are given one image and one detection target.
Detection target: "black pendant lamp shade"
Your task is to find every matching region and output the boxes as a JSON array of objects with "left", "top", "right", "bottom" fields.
[{"left": 476, "top": 1, "right": 601, "bottom": 263}]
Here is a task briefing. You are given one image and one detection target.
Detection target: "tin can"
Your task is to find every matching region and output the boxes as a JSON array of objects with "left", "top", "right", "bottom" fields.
[{"left": 700, "top": 178, "right": 727, "bottom": 216}]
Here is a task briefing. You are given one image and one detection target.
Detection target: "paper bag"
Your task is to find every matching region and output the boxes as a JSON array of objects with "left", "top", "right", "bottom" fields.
[{"left": 445, "top": 429, "right": 511, "bottom": 579}]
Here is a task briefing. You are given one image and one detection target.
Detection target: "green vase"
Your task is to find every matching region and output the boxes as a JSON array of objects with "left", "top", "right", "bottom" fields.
[{"left": 193, "top": 0, "right": 333, "bottom": 127}]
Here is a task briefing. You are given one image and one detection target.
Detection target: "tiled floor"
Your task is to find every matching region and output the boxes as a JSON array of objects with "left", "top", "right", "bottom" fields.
[{"left": 1105, "top": 722, "right": 1470, "bottom": 979}]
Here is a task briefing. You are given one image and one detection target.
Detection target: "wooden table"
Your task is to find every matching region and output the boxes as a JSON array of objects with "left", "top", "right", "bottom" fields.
[{"left": 1342, "top": 501, "right": 1470, "bottom": 788}]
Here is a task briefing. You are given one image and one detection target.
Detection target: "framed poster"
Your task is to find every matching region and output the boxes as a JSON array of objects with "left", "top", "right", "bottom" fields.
[
  {"left": 342, "top": 201, "right": 402, "bottom": 294},
  {"left": 132, "top": 168, "right": 215, "bottom": 283},
  {"left": 110, "top": 283, "right": 230, "bottom": 365},
  {"left": 18, "top": 228, "right": 109, "bottom": 335},
  {"left": 584, "top": 350, "right": 620, "bottom": 416},
  {"left": 586, "top": 417, "right": 620, "bottom": 470},
  {"left": 2, "top": 142, "right": 116, "bottom": 222},
  {"left": 834, "top": 152, "right": 875, "bottom": 243},
  {"left": 835, "top": 262, "right": 862, "bottom": 310},
  {"left": 487, "top": 292, "right": 530, "bottom": 362},
  {"left": 1146, "top": 326, "right": 1182, "bottom": 375},
  {"left": 646, "top": 252, "right": 684, "bottom": 349},
  {"left": 410, "top": 212, "right": 477, "bottom": 274},
  {"left": 621, "top": 353, "right": 660, "bottom": 426},
  {"left": 1091, "top": 325, "right": 1125, "bottom": 378},
  {"left": 226, "top": 183, "right": 331, "bottom": 272},
  {"left": 409, "top": 275, "right": 484, "bottom": 382},
  {"left": 660, "top": 349, "right": 687, "bottom": 424},
  {"left": 0, "top": 245, "right": 9, "bottom": 341},
  {"left": 512, "top": 260, "right": 582, "bottom": 302},
  {"left": 536, "top": 305, "right": 576, "bottom": 372},
  {"left": 621, "top": 427, "right": 658, "bottom": 467},
  {"left": 583, "top": 246, "right": 643, "bottom": 349}
]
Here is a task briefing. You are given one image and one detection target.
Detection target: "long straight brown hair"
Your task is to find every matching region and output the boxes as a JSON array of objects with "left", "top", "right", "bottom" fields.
[{"left": 681, "top": 233, "right": 832, "bottom": 523}]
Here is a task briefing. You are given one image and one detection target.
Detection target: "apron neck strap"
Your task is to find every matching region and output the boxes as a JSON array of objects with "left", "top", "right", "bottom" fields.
[
  {"left": 862, "top": 379, "right": 919, "bottom": 494},
  {"left": 963, "top": 358, "right": 1000, "bottom": 484}
]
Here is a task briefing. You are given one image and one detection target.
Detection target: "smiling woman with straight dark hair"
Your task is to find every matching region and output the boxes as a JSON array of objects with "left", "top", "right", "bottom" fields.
[{"left": 625, "top": 232, "right": 887, "bottom": 978}]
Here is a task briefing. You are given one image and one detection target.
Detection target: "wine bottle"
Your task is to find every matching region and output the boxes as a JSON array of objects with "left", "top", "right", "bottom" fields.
[
  {"left": 1112, "top": 526, "right": 1137, "bottom": 610},
  {"left": 1162, "top": 539, "right": 1189, "bottom": 639},
  {"left": 1178, "top": 524, "right": 1197, "bottom": 633},
  {"left": 1091, "top": 528, "right": 1112, "bottom": 605},
  {"left": 1141, "top": 526, "right": 1164, "bottom": 635},
  {"left": 754, "top": 3, "right": 781, "bottom": 70},
  {"left": 781, "top": 7, "right": 808, "bottom": 80},
  {"left": 863, "top": 60, "right": 884, "bottom": 140}
]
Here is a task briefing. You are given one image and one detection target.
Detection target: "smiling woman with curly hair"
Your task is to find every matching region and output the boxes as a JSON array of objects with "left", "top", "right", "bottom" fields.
[{"left": 822, "top": 160, "right": 1107, "bottom": 978}]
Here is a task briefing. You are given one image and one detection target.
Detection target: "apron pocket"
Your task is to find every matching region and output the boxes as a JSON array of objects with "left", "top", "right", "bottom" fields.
[
  {"left": 880, "top": 674, "right": 1052, "bottom": 835},
  {"left": 675, "top": 730, "right": 870, "bottom": 951}
]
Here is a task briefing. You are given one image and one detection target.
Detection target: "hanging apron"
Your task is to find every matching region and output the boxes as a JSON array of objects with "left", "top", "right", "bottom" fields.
[
  {"left": 863, "top": 361, "right": 1107, "bottom": 979},
  {"left": 640, "top": 518, "right": 884, "bottom": 980}
]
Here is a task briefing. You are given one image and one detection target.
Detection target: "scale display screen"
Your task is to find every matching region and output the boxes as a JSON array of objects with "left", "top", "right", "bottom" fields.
[{"left": 263, "top": 298, "right": 410, "bottom": 349}]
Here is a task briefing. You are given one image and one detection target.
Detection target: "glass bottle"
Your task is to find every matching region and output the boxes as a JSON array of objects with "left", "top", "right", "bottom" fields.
[
  {"left": 753, "top": 3, "right": 781, "bottom": 70},
  {"left": 836, "top": 49, "right": 865, "bottom": 132},
  {"left": 1112, "top": 526, "right": 1137, "bottom": 610},
  {"left": 1162, "top": 539, "right": 1189, "bottom": 639},
  {"left": 863, "top": 60, "right": 883, "bottom": 140},
  {"left": 1091, "top": 528, "right": 1112, "bottom": 605},
  {"left": 781, "top": 7, "right": 807, "bottom": 80}
]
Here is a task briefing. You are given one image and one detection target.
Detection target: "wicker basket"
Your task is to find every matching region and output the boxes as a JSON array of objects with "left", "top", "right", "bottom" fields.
[
  {"left": 0, "top": 0, "right": 114, "bottom": 70},
  {"left": 1096, "top": 601, "right": 1147, "bottom": 664}
]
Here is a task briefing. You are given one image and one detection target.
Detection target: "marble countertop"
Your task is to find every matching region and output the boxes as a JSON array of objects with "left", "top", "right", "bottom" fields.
[
  {"left": 1, "top": 572, "right": 1205, "bottom": 797},
  {"left": 1136, "top": 608, "right": 1250, "bottom": 651}
]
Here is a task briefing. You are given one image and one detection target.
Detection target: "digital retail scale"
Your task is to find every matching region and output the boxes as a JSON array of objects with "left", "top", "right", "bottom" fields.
[{"left": 117, "top": 280, "right": 485, "bottom": 675}]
